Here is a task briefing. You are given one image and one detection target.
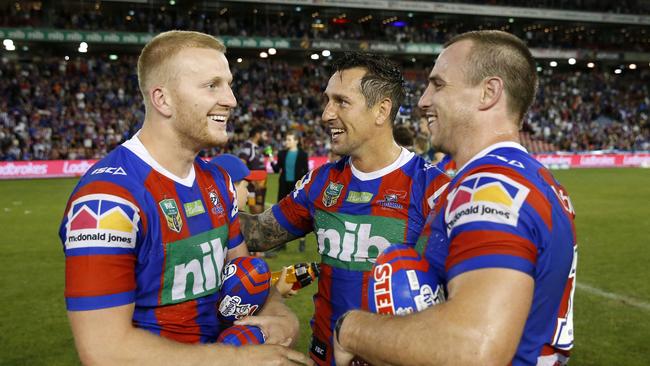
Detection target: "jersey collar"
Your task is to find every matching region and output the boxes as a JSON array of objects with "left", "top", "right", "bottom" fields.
[
  {"left": 350, "top": 147, "right": 414, "bottom": 181},
  {"left": 457, "top": 141, "right": 528, "bottom": 173},
  {"left": 123, "top": 133, "right": 196, "bottom": 187}
]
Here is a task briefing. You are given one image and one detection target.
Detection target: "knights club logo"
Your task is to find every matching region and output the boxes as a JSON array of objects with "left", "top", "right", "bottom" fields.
[
  {"left": 159, "top": 198, "right": 183, "bottom": 233},
  {"left": 322, "top": 181, "right": 344, "bottom": 207},
  {"left": 378, "top": 189, "right": 407, "bottom": 210},
  {"left": 208, "top": 189, "right": 224, "bottom": 215}
]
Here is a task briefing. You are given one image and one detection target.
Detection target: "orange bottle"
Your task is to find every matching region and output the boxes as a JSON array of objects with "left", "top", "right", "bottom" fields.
[{"left": 271, "top": 262, "right": 320, "bottom": 290}]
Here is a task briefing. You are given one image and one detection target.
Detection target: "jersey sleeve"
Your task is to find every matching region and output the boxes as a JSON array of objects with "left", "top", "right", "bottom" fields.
[
  {"left": 59, "top": 180, "right": 144, "bottom": 311},
  {"left": 271, "top": 168, "right": 318, "bottom": 236},
  {"left": 224, "top": 171, "right": 244, "bottom": 249},
  {"left": 443, "top": 166, "right": 552, "bottom": 281}
]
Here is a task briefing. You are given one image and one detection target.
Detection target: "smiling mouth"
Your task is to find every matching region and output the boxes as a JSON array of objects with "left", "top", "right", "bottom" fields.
[
  {"left": 427, "top": 115, "right": 437, "bottom": 127},
  {"left": 208, "top": 115, "right": 228, "bottom": 124},
  {"left": 329, "top": 128, "right": 345, "bottom": 140}
]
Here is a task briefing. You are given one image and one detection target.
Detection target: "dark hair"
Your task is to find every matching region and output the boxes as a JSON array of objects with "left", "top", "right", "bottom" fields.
[
  {"left": 249, "top": 125, "right": 266, "bottom": 138},
  {"left": 330, "top": 52, "right": 406, "bottom": 123},
  {"left": 392, "top": 125, "right": 415, "bottom": 148},
  {"left": 445, "top": 30, "right": 538, "bottom": 126}
]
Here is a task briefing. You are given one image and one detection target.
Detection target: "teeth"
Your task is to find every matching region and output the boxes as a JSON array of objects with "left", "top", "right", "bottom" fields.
[
  {"left": 331, "top": 128, "right": 345, "bottom": 134},
  {"left": 209, "top": 115, "right": 227, "bottom": 122}
]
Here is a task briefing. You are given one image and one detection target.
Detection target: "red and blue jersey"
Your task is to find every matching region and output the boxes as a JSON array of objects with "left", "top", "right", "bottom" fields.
[
  {"left": 435, "top": 154, "right": 457, "bottom": 178},
  {"left": 272, "top": 148, "right": 450, "bottom": 365},
  {"left": 59, "top": 135, "right": 243, "bottom": 343},
  {"left": 422, "top": 142, "right": 577, "bottom": 366}
]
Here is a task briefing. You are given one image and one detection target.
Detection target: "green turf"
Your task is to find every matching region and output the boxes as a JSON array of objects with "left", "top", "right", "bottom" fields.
[{"left": 0, "top": 169, "right": 649, "bottom": 364}]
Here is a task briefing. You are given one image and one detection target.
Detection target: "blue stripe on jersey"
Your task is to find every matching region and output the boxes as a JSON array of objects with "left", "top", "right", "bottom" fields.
[
  {"left": 65, "top": 247, "right": 134, "bottom": 256},
  {"left": 447, "top": 254, "right": 535, "bottom": 280},
  {"left": 336, "top": 178, "right": 382, "bottom": 216},
  {"left": 196, "top": 293, "right": 222, "bottom": 342},
  {"left": 66, "top": 291, "right": 135, "bottom": 311}
]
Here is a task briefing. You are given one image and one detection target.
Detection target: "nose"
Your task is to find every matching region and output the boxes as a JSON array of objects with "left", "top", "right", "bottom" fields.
[
  {"left": 322, "top": 100, "right": 336, "bottom": 122},
  {"left": 221, "top": 86, "right": 237, "bottom": 108},
  {"left": 417, "top": 85, "right": 433, "bottom": 111}
]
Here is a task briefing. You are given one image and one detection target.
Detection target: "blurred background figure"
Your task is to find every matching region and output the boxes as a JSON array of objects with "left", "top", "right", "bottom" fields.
[
  {"left": 393, "top": 124, "right": 416, "bottom": 151},
  {"left": 238, "top": 125, "right": 270, "bottom": 215},
  {"left": 271, "top": 131, "right": 309, "bottom": 252}
]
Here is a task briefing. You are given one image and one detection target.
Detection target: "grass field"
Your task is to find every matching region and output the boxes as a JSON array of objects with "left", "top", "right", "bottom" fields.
[{"left": 0, "top": 169, "right": 649, "bottom": 365}]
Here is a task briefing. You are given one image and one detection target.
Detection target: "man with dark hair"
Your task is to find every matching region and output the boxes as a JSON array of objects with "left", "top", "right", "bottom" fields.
[
  {"left": 334, "top": 30, "right": 577, "bottom": 366},
  {"left": 238, "top": 125, "right": 269, "bottom": 214},
  {"left": 392, "top": 125, "right": 415, "bottom": 150},
  {"left": 236, "top": 52, "right": 450, "bottom": 365}
]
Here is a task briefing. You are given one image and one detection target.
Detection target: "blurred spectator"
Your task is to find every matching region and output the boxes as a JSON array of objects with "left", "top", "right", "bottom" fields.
[{"left": 1, "top": 56, "right": 648, "bottom": 161}]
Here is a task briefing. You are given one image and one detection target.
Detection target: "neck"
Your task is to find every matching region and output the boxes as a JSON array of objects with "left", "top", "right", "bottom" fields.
[
  {"left": 138, "top": 120, "right": 197, "bottom": 178},
  {"left": 351, "top": 141, "right": 402, "bottom": 173},
  {"left": 451, "top": 128, "right": 520, "bottom": 169}
]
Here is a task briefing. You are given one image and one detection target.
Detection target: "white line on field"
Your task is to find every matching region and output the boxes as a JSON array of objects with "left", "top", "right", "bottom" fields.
[{"left": 577, "top": 282, "right": 650, "bottom": 311}]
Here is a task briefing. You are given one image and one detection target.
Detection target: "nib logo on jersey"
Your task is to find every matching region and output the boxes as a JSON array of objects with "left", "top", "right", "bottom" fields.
[
  {"left": 445, "top": 172, "right": 530, "bottom": 234},
  {"left": 65, "top": 194, "right": 139, "bottom": 249}
]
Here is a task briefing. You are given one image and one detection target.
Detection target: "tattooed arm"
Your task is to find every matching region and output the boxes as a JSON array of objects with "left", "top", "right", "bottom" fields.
[{"left": 239, "top": 208, "right": 299, "bottom": 252}]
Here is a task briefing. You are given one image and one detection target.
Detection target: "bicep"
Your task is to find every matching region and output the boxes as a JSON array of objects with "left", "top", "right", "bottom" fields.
[
  {"left": 68, "top": 304, "right": 135, "bottom": 363},
  {"left": 446, "top": 268, "right": 533, "bottom": 362}
]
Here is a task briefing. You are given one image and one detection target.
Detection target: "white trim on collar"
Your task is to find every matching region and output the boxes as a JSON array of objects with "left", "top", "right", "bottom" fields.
[
  {"left": 457, "top": 141, "right": 528, "bottom": 173},
  {"left": 122, "top": 133, "right": 196, "bottom": 187},
  {"left": 350, "top": 147, "right": 414, "bottom": 181}
]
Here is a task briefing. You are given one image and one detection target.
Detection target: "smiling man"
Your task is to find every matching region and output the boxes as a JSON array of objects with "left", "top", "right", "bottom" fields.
[
  {"left": 333, "top": 31, "right": 577, "bottom": 366},
  {"left": 237, "top": 52, "right": 450, "bottom": 365},
  {"left": 58, "top": 31, "right": 311, "bottom": 365}
]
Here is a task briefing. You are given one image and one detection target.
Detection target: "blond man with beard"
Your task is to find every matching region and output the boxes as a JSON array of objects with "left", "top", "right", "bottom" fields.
[{"left": 59, "top": 31, "right": 311, "bottom": 366}]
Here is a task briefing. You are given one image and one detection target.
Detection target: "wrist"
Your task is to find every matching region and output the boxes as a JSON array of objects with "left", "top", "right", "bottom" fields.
[{"left": 334, "top": 310, "right": 353, "bottom": 348}]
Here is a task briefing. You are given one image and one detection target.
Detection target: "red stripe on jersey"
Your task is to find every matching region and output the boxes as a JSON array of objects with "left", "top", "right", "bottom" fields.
[
  {"left": 277, "top": 196, "right": 313, "bottom": 233},
  {"left": 65, "top": 254, "right": 136, "bottom": 297},
  {"left": 424, "top": 173, "right": 452, "bottom": 215},
  {"left": 195, "top": 164, "right": 231, "bottom": 231},
  {"left": 312, "top": 264, "right": 334, "bottom": 365},
  {"left": 360, "top": 271, "right": 370, "bottom": 311},
  {"left": 381, "top": 246, "right": 420, "bottom": 263},
  {"left": 457, "top": 164, "right": 553, "bottom": 231},
  {"left": 154, "top": 300, "right": 201, "bottom": 343},
  {"left": 68, "top": 181, "right": 148, "bottom": 236},
  {"left": 538, "top": 168, "right": 577, "bottom": 244},
  {"left": 446, "top": 230, "right": 538, "bottom": 272},
  {"left": 541, "top": 344, "right": 570, "bottom": 356}
]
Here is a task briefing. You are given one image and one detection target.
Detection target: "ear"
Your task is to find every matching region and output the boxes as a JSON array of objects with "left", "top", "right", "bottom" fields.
[
  {"left": 149, "top": 86, "right": 173, "bottom": 118},
  {"left": 375, "top": 98, "right": 393, "bottom": 126},
  {"left": 479, "top": 77, "right": 503, "bottom": 111}
]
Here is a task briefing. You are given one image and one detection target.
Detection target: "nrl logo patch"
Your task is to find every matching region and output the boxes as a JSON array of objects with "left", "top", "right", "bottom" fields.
[
  {"left": 159, "top": 198, "right": 183, "bottom": 233},
  {"left": 322, "top": 181, "right": 344, "bottom": 207},
  {"left": 208, "top": 189, "right": 224, "bottom": 215}
]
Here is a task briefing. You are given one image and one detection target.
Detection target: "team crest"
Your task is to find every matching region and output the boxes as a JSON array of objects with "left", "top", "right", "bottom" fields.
[
  {"left": 378, "top": 190, "right": 406, "bottom": 210},
  {"left": 159, "top": 199, "right": 183, "bottom": 233},
  {"left": 208, "top": 189, "right": 224, "bottom": 215},
  {"left": 322, "top": 181, "right": 344, "bottom": 207}
]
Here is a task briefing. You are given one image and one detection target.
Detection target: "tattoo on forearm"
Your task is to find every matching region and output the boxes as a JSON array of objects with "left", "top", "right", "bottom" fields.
[{"left": 240, "top": 209, "right": 298, "bottom": 252}]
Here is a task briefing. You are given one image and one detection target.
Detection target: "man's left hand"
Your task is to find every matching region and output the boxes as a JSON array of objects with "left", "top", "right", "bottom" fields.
[{"left": 235, "top": 313, "right": 298, "bottom": 347}]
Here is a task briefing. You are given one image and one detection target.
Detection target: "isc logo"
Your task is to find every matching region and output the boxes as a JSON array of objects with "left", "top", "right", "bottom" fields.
[
  {"left": 91, "top": 166, "right": 127, "bottom": 175},
  {"left": 316, "top": 221, "right": 391, "bottom": 263}
]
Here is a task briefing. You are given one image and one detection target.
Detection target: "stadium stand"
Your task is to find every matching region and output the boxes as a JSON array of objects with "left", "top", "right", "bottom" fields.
[{"left": 1, "top": 0, "right": 649, "bottom": 160}]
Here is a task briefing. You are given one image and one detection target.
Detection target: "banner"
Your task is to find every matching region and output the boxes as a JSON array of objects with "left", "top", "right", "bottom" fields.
[
  {"left": 1, "top": 154, "right": 647, "bottom": 180},
  {"left": 533, "top": 153, "right": 650, "bottom": 168}
]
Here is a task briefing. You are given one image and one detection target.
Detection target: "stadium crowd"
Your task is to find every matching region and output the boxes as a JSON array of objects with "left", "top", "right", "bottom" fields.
[
  {"left": 1, "top": 55, "right": 648, "bottom": 161},
  {"left": 2, "top": 2, "right": 649, "bottom": 52}
]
